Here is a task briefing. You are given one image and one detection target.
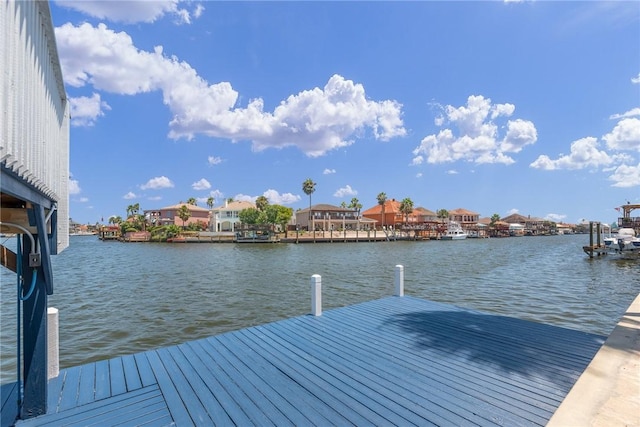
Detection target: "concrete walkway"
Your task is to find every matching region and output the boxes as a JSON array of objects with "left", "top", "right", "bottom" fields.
[{"left": 548, "top": 293, "right": 640, "bottom": 427}]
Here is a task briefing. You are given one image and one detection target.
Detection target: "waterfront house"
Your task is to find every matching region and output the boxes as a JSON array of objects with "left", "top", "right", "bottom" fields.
[
  {"left": 413, "top": 207, "right": 438, "bottom": 223},
  {"left": 144, "top": 203, "right": 211, "bottom": 229},
  {"left": 296, "top": 204, "right": 374, "bottom": 231},
  {"left": 211, "top": 200, "right": 256, "bottom": 232},
  {"left": 448, "top": 208, "right": 480, "bottom": 228},
  {"left": 361, "top": 199, "right": 410, "bottom": 228},
  {"left": 502, "top": 213, "right": 553, "bottom": 235}
]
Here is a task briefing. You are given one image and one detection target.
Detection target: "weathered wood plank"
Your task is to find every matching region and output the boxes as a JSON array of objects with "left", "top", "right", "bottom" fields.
[
  {"left": 121, "top": 354, "right": 142, "bottom": 391},
  {"left": 146, "top": 350, "right": 193, "bottom": 426},
  {"left": 94, "top": 360, "right": 110, "bottom": 401},
  {"left": 158, "top": 346, "right": 214, "bottom": 425},
  {"left": 45, "top": 372, "right": 64, "bottom": 413},
  {"left": 134, "top": 352, "right": 156, "bottom": 387},
  {"left": 177, "top": 340, "right": 244, "bottom": 426},
  {"left": 239, "top": 326, "right": 405, "bottom": 426},
  {"left": 17, "top": 385, "right": 168, "bottom": 426},
  {"left": 109, "top": 357, "right": 127, "bottom": 396},
  {"left": 283, "top": 312, "right": 541, "bottom": 426},
  {"left": 192, "top": 338, "right": 278, "bottom": 426},
  {"left": 77, "top": 363, "right": 96, "bottom": 406},
  {"left": 216, "top": 332, "right": 339, "bottom": 425},
  {"left": 57, "top": 365, "right": 81, "bottom": 411}
]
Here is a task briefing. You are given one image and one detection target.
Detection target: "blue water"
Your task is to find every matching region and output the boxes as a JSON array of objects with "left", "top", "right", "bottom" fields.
[{"left": 1, "top": 234, "right": 638, "bottom": 384}]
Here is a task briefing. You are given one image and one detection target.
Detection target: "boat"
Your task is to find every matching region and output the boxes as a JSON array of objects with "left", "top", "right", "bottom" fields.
[
  {"left": 603, "top": 227, "right": 640, "bottom": 259},
  {"left": 441, "top": 221, "right": 468, "bottom": 240}
]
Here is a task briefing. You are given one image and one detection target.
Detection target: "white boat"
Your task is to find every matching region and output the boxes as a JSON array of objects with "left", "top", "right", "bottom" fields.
[
  {"left": 603, "top": 228, "right": 640, "bottom": 259},
  {"left": 441, "top": 221, "right": 468, "bottom": 240}
]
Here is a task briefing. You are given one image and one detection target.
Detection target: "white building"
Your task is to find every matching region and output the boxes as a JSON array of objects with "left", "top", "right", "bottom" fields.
[{"left": 211, "top": 200, "right": 256, "bottom": 231}]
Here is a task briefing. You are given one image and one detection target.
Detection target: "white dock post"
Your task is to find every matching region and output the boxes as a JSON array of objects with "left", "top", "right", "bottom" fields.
[
  {"left": 395, "top": 265, "right": 404, "bottom": 296},
  {"left": 47, "top": 307, "right": 59, "bottom": 379},
  {"left": 311, "top": 274, "right": 322, "bottom": 316}
]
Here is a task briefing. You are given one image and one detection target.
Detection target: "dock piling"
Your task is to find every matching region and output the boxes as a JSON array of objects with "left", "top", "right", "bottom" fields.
[
  {"left": 395, "top": 265, "right": 404, "bottom": 296},
  {"left": 47, "top": 307, "right": 59, "bottom": 379},
  {"left": 310, "top": 274, "right": 322, "bottom": 316}
]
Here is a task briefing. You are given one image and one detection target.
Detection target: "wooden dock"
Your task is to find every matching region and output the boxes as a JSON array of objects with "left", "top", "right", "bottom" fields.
[{"left": 9, "top": 296, "right": 605, "bottom": 426}]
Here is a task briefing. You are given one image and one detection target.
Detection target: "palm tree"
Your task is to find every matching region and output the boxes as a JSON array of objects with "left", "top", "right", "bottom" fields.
[
  {"left": 348, "top": 197, "right": 362, "bottom": 214},
  {"left": 256, "top": 195, "right": 269, "bottom": 211},
  {"left": 399, "top": 197, "right": 414, "bottom": 224},
  {"left": 178, "top": 204, "right": 191, "bottom": 230},
  {"left": 302, "top": 178, "right": 316, "bottom": 230},
  {"left": 206, "top": 196, "right": 215, "bottom": 210},
  {"left": 187, "top": 197, "right": 197, "bottom": 206},
  {"left": 376, "top": 192, "right": 387, "bottom": 229},
  {"left": 126, "top": 205, "right": 133, "bottom": 219}
]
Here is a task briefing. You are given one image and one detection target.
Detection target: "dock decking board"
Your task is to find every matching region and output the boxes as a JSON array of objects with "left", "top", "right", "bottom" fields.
[{"left": 9, "top": 295, "right": 605, "bottom": 426}]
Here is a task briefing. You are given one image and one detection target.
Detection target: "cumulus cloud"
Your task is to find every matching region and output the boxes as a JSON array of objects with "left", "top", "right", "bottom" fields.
[
  {"left": 192, "top": 178, "right": 211, "bottom": 190},
  {"left": 609, "top": 108, "right": 640, "bottom": 120},
  {"left": 412, "top": 95, "right": 537, "bottom": 165},
  {"left": 531, "top": 112, "right": 639, "bottom": 187},
  {"left": 69, "top": 93, "right": 111, "bottom": 126},
  {"left": 530, "top": 137, "right": 614, "bottom": 170},
  {"left": 55, "top": 0, "right": 202, "bottom": 25},
  {"left": 140, "top": 176, "right": 174, "bottom": 190},
  {"left": 323, "top": 168, "right": 336, "bottom": 175},
  {"left": 333, "top": 185, "right": 357, "bottom": 198},
  {"left": 69, "top": 179, "right": 81, "bottom": 195},
  {"left": 602, "top": 118, "right": 640, "bottom": 151},
  {"left": 506, "top": 208, "right": 519, "bottom": 215},
  {"left": 54, "top": 23, "right": 405, "bottom": 157},
  {"left": 263, "top": 189, "right": 301, "bottom": 205},
  {"left": 208, "top": 156, "right": 223, "bottom": 165},
  {"left": 609, "top": 163, "right": 640, "bottom": 187},
  {"left": 632, "top": 73, "right": 640, "bottom": 84},
  {"left": 123, "top": 192, "right": 137, "bottom": 200}
]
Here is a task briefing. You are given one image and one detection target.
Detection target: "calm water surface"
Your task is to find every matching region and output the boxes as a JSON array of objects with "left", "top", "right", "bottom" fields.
[{"left": 1, "top": 234, "right": 638, "bottom": 383}]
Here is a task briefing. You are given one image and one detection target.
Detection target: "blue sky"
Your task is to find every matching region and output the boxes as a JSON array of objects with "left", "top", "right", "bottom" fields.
[{"left": 51, "top": 1, "right": 639, "bottom": 225}]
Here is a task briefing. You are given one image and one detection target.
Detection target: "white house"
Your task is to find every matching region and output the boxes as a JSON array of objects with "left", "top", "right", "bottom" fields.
[{"left": 211, "top": 200, "right": 256, "bottom": 231}]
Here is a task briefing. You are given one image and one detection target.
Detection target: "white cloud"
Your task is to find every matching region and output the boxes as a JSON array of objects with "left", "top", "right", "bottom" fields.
[
  {"left": 602, "top": 118, "right": 640, "bottom": 151},
  {"left": 69, "top": 93, "right": 111, "bottom": 126},
  {"left": 609, "top": 163, "right": 640, "bottom": 187},
  {"left": 530, "top": 137, "right": 614, "bottom": 170},
  {"left": 69, "top": 179, "right": 81, "bottom": 195},
  {"left": 263, "top": 189, "right": 301, "bottom": 205},
  {"left": 411, "top": 156, "right": 424, "bottom": 166},
  {"left": 416, "top": 172, "right": 423, "bottom": 178},
  {"left": 192, "top": 178, "right": 211, "bottom": 190},
  {"left": 506, "top": 208, "right": 519, "bottom": 215},
  {"left": 123, "top": 192, "right": 137, "bottom": 199},
  {"left": 208, "top": 156, "right": 223, "bottom": 165},
  {"left": 333, "top": 185, "right": 357, "bottom": 198},
  {"left": 55, "top": 0, "right": 201, "bottom": 25},
  {"left": 233, "top": 194, "right": 256, "bottom": 203},
  {"left": 323, "top": 168, "right": 336, "bottom": 175},
  {"left": 148, "top": 196, "right": 162, "bottom": 201},
  {"left": 545, "top": 213, "right": 567, "bottom": 222},
  {"left": 609, "top": 108, "right": 640, "bottom": 120},
  {"left": 446, "top": 170, "right": 458, "bottom": 175},
  {"left": 140, "top": 176, "right": 174, "bottom": 190},
  {"left": 78, "top": 197, "right": 89, "bottom": 203},
  {"left": 632, "top": 73, "right": 640, "bottom": 84},
  {"left": 54, "top": 23, "right": 405, "bottom": 157},
  {"left": 412, "top": 95, "right": 536, "bottom": 165}
]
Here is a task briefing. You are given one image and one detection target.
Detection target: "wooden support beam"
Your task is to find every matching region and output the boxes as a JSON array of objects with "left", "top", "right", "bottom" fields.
[{"left": 0, "top": 244, "right": 17, "bottom": 272}]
